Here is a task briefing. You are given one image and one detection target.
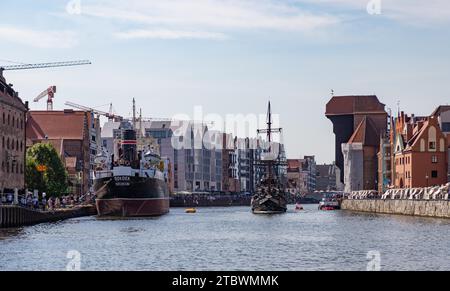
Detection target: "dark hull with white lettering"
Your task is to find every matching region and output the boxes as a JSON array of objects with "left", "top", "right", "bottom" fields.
[{"left": 94, "top": 176, "right": 169, "bottom": 217}]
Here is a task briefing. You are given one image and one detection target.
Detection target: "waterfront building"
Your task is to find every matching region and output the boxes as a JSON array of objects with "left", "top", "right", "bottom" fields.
[
  {"left": 392, "top": 112, "right": 448, "bottom": 188},
  {"left": 221, "top": 133, "right": 240, "bottom": 193},
  {"left": 287, "top": 159, "right": 301, "bottom": 194},
  {"left": 326, "top": 95, "right": 388, "bottom": 191},
  {"left": 431, "top": 106, "right": 450, "bottom": 182},
  {"left": 287, "top": 156, "right": 316, "bottom": 194},
  {"left": 0, "top": 71, "right": 28, "bottom": 195},
  {"left": 315, "top": 163, "right": 338, "bottom": 191},
  {"left": 26, "top": 110, "right": 92, "bottom": 195},
  {"left": 100, "top": 119, "right": 284, "bottom": 194},
  {"left": 377, "top": 136, "right": 392, "bottom": 193},
  {"left": 303, "top": 156, "right": 316, "bottom": 192}
]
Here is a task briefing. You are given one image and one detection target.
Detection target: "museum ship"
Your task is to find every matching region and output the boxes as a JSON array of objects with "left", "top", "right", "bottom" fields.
[
  {"left": 93, "top": 102, "right": 170, "bottom": 217},
  {"left": 251, "top": 102, "right": 288, "bottom": 214}
]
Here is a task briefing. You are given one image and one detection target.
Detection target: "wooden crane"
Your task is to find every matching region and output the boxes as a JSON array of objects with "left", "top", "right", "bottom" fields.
[{"left": 34, "top": 86, "right": 57, "bottom": 111}]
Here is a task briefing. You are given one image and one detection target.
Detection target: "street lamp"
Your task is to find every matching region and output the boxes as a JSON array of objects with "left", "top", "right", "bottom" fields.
[{"left": 426, "top": 175, "right": 429, "bottom": 188}]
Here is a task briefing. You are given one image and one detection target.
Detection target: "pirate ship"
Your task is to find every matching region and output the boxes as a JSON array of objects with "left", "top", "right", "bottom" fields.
[{"left": 251, "top": 102, "right": 287, "bottom": 214}]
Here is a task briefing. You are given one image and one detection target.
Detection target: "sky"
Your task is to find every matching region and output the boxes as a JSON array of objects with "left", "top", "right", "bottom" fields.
[{"left": 1, "top": 0, "right": 450, "bottom": 163}]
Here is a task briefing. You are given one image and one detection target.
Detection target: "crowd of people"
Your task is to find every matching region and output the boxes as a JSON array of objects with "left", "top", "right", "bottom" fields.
[{"left": 0, "top": 191, "right": 96, "bottom": 212}]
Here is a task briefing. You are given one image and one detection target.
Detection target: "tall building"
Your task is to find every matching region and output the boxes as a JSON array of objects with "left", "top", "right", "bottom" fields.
[
  {"left": 26, "top": 110, "right": 92, "bottom": 195},
  {"left": 326, "top": 95, "right": 388, "bottom": 191},
  {"left": 0, "top": 72, "right": 28, "bottom": 195},
  {"left": 302, "top": 156, "right": 316, "bottom": 192},
  {"left": 377, "top": 136, "right": 391, "bottom": 193},
  {"left": 100, "top": 119, "right": 285, "bottom": 194}
]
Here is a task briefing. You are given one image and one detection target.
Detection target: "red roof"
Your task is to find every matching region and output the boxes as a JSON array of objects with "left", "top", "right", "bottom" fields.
[
  {"left": 287, "top": 159, "right": 300, "bottom": 170},
  {"left": 325, "top": 95, "right": 386, "bottom": 116},
  {"left": 26, "top": 110, "right": 87, "bottom": 141},
  {"left": 347, "top": 116, "right": 379, "bottom": 146}
]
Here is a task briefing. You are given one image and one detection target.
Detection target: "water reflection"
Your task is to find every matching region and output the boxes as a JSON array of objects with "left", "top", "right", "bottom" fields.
[{"left": 1, "top": 205, "right": 450, "bottom": 271}]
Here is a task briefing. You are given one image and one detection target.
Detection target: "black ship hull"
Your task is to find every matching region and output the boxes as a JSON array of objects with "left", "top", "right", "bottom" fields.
[
  {"left": 94, "top": 176, "right": 169, "bottom": 217},
  {"left": 251, "top": 195, "right": 287, "bottom": 214}
]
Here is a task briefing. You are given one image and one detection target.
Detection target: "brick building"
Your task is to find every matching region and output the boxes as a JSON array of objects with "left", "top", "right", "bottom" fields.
[
  {"left": 326, "top": 95, "right": 388, "bottom": 191},
  {"left": 392, "top": 112, "right": 447, "bottom": 188},
  {"left": 431, "top": 106, "right": 450, "bottom": 182},
  {"left": 26, "top": 110, "right": 92, "bottom": 195},
  {"left": 0, "top": 71, "right": 28, "bottom": 194}
]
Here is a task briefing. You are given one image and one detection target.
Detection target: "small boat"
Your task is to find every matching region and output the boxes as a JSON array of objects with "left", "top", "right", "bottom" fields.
[
  {"left": 318, "top": 197, "right": 340, "bottom": 211},
  {"left": 295, "top": 204, "right": 304, "bottom": 211},
  {"left": 185, "top": 208, "right": 197, "bottom": 214}
]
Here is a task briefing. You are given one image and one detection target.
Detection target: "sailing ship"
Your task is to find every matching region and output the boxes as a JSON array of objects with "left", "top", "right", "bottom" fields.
[{"left": 251, "top": 102, "right": 288, "bottom": 214}]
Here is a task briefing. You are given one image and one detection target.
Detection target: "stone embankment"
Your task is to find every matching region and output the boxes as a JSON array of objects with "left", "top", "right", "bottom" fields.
[
  {"left": 341, "top": 199, "right": 450, "bottom": 218},
  {"left": 0, "top": 205, "right": 97, "bottom": 228}
]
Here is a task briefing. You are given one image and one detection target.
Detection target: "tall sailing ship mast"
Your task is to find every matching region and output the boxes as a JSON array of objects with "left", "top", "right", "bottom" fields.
[{"left": 252, "top": 102, "right": 287, "bottom": 214}]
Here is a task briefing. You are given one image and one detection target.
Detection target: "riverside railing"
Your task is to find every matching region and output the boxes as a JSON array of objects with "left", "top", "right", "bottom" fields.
[{"left": 347, "top": 183, "right": 450, "bottom": 201}]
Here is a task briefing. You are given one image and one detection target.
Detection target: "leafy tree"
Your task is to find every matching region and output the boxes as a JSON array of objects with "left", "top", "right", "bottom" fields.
[{"left": 26, "top": 143, "right": 68, "bottom": 197}]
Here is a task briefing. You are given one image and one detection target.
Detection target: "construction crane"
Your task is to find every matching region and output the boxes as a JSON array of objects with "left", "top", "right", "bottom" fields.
[
  {"left": 65, "top": 101, "right": 123, "bottom": 121},
  {"left": 34, "top": 86, "right": 57, "bottom": 111},
  {"left": 0, "top": 60, "right": 92, "bottom": 72}
]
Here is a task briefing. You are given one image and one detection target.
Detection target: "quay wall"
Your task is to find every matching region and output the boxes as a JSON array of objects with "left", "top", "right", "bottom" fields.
[
  {"left": 0, "top": 205, "right": 97, "bottom": 228},
  {"left": 341, "top": 199, "right": 450, "bottom": 218}
]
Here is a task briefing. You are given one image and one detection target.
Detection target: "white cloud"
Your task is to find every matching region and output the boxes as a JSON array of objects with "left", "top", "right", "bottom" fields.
[
  {"left": 0, "top": 26, "right": 78, "bottom": 48},
  {"left": 115, "top": 29, "right": 227, "bottom": 40},
  {"left": 297, "top": 0, "right": 450, "bottom": 24},
  {"left": 80, "top": 0, "right": 339, "bottom": 40}
]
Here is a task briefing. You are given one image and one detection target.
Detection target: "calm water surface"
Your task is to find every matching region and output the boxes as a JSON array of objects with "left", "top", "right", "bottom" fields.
[{"left": 1, "top": 204, "right": 450, "bottom": 271}]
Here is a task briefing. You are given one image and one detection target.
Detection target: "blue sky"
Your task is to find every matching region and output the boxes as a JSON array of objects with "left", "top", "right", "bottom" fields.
[{"left": 1, "top": 0, "right": 450, "bottom": 163}]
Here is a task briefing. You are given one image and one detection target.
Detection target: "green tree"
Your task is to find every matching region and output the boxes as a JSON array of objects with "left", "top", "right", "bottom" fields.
[{"left": 26, "top": 143, "right": 68, "bottom": 197}]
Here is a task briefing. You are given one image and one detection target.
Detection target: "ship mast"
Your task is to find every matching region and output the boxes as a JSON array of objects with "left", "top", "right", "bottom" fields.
[
  {"left": 257, "top": 101, "right": 283, "bottom": 193},
  {"left": 132, "top": 98, "right": 136, "bottom": 129}
]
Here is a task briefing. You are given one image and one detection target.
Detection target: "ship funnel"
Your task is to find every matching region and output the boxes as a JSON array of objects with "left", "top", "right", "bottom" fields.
[{"left": 122, "top": 129, "right": 137, "bottom": 163}]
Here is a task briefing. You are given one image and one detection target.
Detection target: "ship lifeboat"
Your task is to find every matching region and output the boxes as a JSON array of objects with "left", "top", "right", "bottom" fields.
[{"left": 185, "top": 208, "right": 197, "bottom": 214}]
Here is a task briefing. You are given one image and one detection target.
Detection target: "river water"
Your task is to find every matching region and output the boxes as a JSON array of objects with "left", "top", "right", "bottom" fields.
[{"left": 1, "top": 204, "right": 450, "bottom": 271}]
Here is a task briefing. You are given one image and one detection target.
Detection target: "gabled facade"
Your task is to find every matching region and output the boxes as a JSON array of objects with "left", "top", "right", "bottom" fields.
[{"left": 393, "top": 115, "right": 447, "bottom": 188}]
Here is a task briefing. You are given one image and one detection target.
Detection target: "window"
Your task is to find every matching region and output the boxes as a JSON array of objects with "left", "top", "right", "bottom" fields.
[
  {"left": 429, "top": 141, "right": 436, "bottom": 150},
  {"left": 431, "top": 170, "right": 438, "bottom": 178},
  {"left": 442, "top": 122, "right": 450, "bottom": 132},
  {"left": 432, "top": 156, "right": 438, "bottom": 163}
]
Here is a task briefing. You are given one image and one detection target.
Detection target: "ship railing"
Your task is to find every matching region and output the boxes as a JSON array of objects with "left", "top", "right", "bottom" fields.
[{"left": 93, "top": 171, "right": 114, "bottom": 179}]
